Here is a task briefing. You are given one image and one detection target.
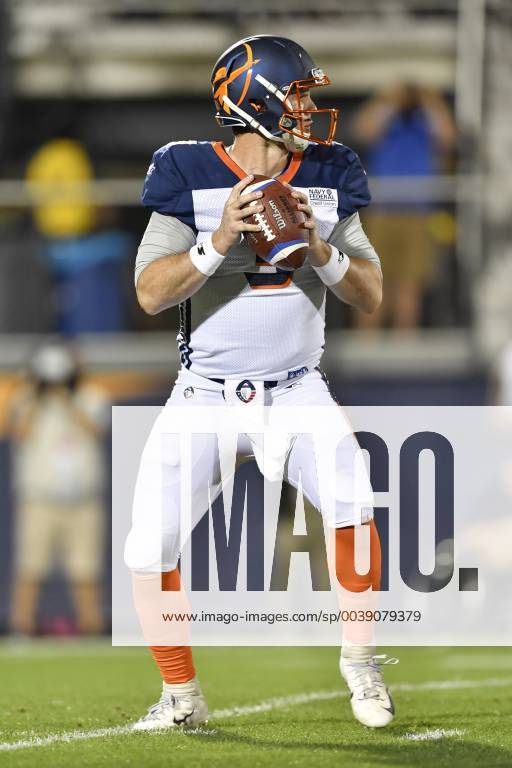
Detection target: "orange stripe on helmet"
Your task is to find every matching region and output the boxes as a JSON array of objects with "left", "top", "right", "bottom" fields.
[
  {"left": 213, "top": 66, "right": 227, "bottom": 84},
  {"left": 213, "top": 43, "right": 260, "bottom": 112},
  {"left": 236, "top": 68, "right": 253, "bottom": 106}
]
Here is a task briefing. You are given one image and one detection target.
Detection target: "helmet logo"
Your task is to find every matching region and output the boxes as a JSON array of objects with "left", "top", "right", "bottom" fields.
[{"left": 213, "top": 43, "right": 260, "bottom": 114}]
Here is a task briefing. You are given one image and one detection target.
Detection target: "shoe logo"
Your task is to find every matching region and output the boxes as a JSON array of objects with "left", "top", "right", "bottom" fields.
[
  {"left": 184, "top": 386, "right": 194, "bottom": 399},
  {"left": 236, "top": 379, "right": 256, "bottom": 403},
  {"left": 198, "top": 244, "right": 205, "bottom": 256}
]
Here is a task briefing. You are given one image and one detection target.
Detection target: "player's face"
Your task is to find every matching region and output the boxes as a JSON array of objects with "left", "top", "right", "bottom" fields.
[
  {"left": 288, "top": 89, "right": 317, "bottom": 114},
  {"left": 286, "top": 88, "right": 317, "bottom": 137}
]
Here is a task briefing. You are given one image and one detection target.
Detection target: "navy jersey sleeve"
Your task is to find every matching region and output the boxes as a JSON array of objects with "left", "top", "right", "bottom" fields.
[
  {"left": 338, "top": 153, "right": 371, "bottom": 219},
  {"left": 141, "top": 144, "right": 195, "bottom": 230}
]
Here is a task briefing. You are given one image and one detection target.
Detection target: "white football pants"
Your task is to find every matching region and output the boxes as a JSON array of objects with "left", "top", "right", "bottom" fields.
[{"left": 124, "top": 367, "right": 374, "bottom": 573}]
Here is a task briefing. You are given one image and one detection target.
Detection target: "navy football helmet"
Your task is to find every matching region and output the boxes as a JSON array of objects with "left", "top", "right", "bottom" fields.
[{"left": 211, "top": 35, "right": 338, "bottom": 151}]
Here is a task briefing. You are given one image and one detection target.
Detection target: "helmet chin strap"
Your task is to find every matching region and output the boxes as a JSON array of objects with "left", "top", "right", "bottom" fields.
[
  {"left": 253, "top": 73, "right": 309, "bottom": 152},
  {"left": 222, "top": 94, "right": 309, "bottom": 153},
  {"left": 282, "top": 134, "right": 310, "bottom": 152},
  {"left": 222, "top": 95, "right": 276, "bottom": 141}
]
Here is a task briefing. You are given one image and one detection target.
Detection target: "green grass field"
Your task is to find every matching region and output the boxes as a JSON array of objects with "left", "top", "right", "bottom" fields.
[{"left": 0, "top": 642, "right": 511, "bottom": 767}]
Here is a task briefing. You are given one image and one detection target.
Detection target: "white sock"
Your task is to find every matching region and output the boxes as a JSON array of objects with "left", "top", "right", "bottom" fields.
[
  {"left": 341, "top": 643, "right": 375, "bottom": 663},
  {"left": 163, "top": 677, "right": 201, "bottom": 697}
]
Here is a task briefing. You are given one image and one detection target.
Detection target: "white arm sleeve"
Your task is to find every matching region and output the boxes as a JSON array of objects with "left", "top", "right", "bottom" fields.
[
  {"left": 328, "top": 212, "right": 381, "bottom": 272},
  {"left": 134, "top": 211, "right": 196, "bottom": 286}
]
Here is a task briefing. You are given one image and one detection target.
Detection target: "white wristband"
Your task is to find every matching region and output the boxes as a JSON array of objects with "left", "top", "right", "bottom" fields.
[
  {"left": 313, "top": 244, "right": 350, "bottom": 286},
  {"left": 189, "top": 236, "right": 225, "bottom": 277}
]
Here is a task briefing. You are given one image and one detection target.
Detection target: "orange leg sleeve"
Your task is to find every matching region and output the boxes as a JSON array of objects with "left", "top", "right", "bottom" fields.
[
  {"left": 149, "top": 569, "right": 196, "bottom": 684},
  {"left": 335, "top": 520, "right": 381, "bottom": 592}
]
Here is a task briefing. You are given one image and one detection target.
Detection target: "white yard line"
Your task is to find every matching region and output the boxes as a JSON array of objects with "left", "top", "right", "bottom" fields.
[
  {"left": 0, "top": 727, "right": 134, "bottom": 752},
  {"left": 403, "top": 728, "right": 466, "bottom": 741},
  {"left": 1, "top": 676, "right": 511, "bottom": 752},
  {"left": 392, "top": 676, "right": 512, "bottom": 692},
  {"left": 212, "top": 689, "right": 343, "bottom": 719}
]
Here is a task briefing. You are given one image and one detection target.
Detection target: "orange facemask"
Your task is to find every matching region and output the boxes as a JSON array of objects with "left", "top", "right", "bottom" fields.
[{"left": 279, "top": 73, "right": 339, "bottom": 146}]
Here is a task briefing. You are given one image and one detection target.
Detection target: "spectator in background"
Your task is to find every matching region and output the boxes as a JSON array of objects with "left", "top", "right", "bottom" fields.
[
  {"left": 26, "top": 138, "right": 132, "bottom": 334},
  {"left": 353, "top": 84, "right": 456, "bottom": 329},
  {"left": 8, "top": 341, "right": 108, "bottom": 635}
]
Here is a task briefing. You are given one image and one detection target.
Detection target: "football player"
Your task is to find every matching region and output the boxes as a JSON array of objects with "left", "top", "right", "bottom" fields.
[{"left": 125, "top": 35, "right": 393, "bottom": 731}]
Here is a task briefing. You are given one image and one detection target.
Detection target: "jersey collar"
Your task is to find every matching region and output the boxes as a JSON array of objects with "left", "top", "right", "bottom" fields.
[{"left": 211, "top": 141, "right": 302, "bottom": 184}]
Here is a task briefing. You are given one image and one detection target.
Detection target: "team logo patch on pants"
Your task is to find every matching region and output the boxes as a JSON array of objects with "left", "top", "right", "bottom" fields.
[{"left": 236, "top": 379, "right": 257, "bottom": 403}]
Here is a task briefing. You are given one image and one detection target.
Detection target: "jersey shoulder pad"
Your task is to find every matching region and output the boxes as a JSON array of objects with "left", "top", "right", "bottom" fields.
[
  {"left": 305, "top": 141, "right": 371, "bottom": 218},
  {"left": 141, "top": 140, "right": 211, "bottom": 218}
]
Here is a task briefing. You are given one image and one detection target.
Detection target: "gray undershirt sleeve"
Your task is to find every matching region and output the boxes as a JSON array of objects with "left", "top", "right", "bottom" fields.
[
  {"left": 134, "top": 212, "right": 196, "bottom": 286},
  {"left": 328, "top": 212, "right": 381, "bottom": 272}
]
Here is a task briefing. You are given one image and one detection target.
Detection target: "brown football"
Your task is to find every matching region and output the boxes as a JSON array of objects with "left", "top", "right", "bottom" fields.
[{"left": 242, "top": 175, "right": 309, "bottom": 270}]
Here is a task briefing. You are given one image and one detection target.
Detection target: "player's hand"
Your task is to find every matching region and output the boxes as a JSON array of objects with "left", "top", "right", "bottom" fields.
[
  {"left": 289, "top": 188, "right": 330, "bottom": 266},
  {"left": 212, "top": 175, "right": 264, "bottom": 255}
]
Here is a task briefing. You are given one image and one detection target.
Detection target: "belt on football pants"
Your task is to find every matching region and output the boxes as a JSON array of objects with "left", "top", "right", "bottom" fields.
[{"left": 208, "top": 377, "right": 278, "bottom": 389}]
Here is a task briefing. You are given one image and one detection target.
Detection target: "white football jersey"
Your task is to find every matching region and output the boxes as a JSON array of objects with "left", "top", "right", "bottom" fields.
[{"left": 138, "top": 140, "right": 377, "bottom": 380}]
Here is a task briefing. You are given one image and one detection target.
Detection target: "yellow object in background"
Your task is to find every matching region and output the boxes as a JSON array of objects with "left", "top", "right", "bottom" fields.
[
  {"left": 25, "top": 138, "right": 96, "bottom": 238},
  {"left": 428, "top": 210, "right": 457, "bottom": 245}
]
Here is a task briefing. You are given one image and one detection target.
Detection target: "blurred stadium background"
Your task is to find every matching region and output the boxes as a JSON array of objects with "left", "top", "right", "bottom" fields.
[{"left": 0, "top": 0, "right": 511, "bottom": 635}]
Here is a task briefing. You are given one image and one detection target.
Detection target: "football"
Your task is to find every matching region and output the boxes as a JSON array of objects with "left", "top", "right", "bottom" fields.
[{"left": 242, "top": 175, "right": 309, "bottom": 270}]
